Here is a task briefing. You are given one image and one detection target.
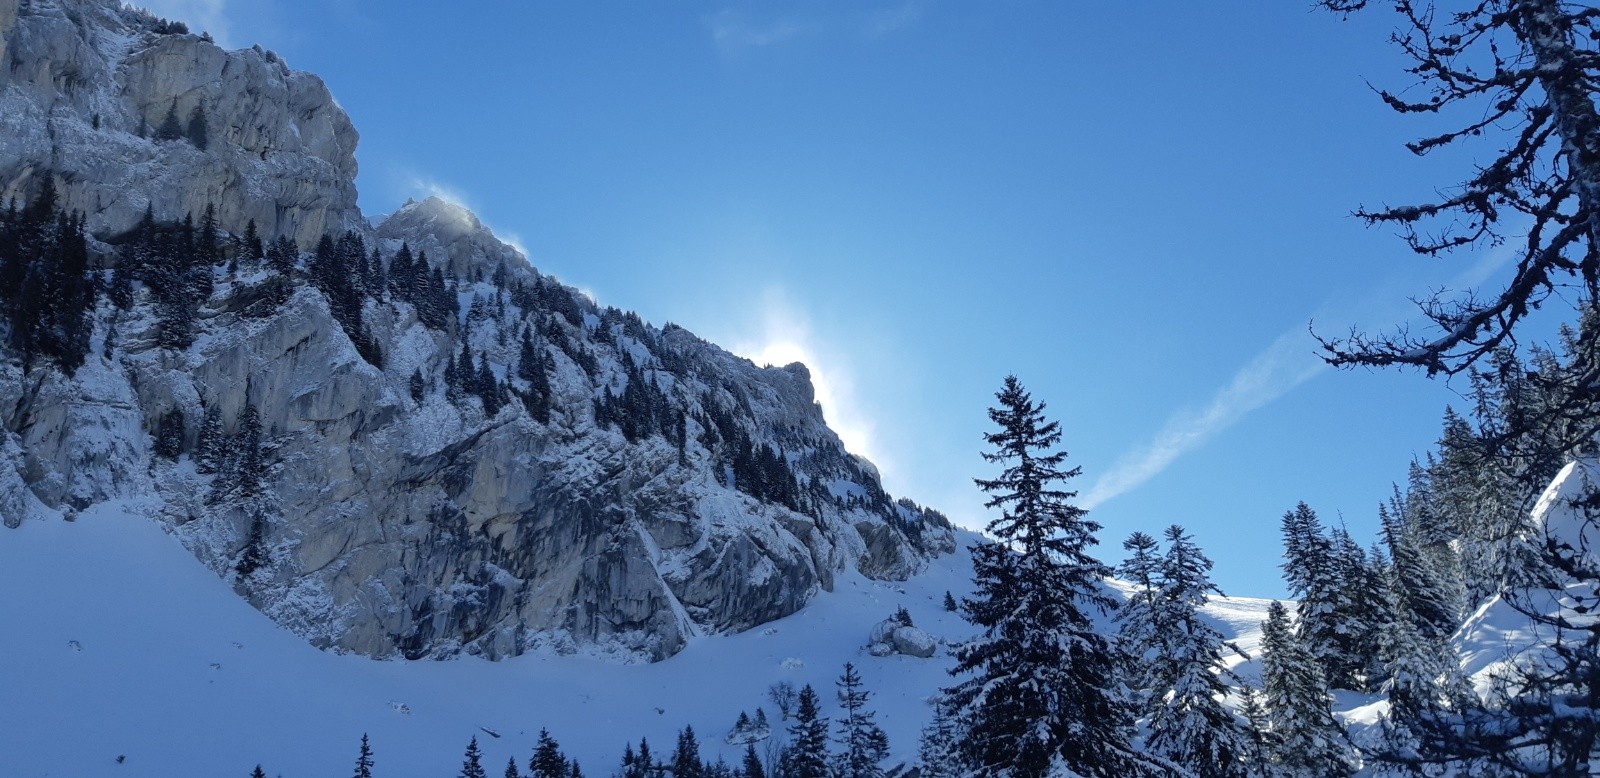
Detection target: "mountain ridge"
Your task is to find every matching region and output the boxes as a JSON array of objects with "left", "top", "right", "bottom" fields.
[{"left": 0, "top": 0, "right": 954, "bottom": 662}]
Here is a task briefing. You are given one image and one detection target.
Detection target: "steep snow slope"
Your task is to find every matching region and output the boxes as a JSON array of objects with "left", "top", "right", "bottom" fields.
[{"left": 0, "top": 507, "right": 1273, "bottom": 777}]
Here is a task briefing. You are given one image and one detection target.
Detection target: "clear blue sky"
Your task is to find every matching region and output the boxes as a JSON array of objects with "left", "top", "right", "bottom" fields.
[{"left": 142, "top": 0, "right": 1520, "bottom": 598}]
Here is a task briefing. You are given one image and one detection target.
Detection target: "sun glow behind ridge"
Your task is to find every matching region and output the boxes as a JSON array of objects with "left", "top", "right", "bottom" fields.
[{"left": 730, "top": 293, "right": 882, "bottom": 476}]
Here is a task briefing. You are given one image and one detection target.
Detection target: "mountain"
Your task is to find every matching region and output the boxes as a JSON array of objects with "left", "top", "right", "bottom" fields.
[{"left": 0, "top": 0, "right": 954, "bottom": 662}]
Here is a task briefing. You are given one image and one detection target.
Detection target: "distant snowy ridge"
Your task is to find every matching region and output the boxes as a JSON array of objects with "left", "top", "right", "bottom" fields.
[{"left": 0, "top": 0, "right": 954, "bottom": 662}]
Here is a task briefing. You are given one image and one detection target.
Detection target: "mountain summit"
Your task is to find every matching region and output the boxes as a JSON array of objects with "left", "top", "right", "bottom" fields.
[{"left": 0, "top": 0, "right": 954, "bottom": 661}]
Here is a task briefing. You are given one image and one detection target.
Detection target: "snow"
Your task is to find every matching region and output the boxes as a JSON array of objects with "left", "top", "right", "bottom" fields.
[
  {"left": 0, "top": 504, "right": 1287, "bottom": 777},
  {"left": 0, "top": 507, "right": 990, "bottom": 777}
]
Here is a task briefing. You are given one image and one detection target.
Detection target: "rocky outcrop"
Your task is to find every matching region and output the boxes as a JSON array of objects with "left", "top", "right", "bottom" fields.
[
  {"left": 0, "top": 0, "right": 360, "bottom": 248},
  {"left": 0, "top": 0, "right": 955, "bottom": 663},
  {"left": 867, "top": 616, "right": 937, "bottom": 658}
]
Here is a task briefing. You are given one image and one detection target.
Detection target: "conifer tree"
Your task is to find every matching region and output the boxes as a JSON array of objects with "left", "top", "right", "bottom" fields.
[
  {"left": 460, "top": 736, "right": 487, "bottom": 778},
  {"left": 1144, "top": 525, "right": 1255, "bottom": 777},
  {"left": 1117, "top": 529, "right": 1165, "bottom": 712},
  {"left": 505, "top": 757, "right": 522, "bottom": 778},
  {"left": 530, "top": 729, "right": 567, "bottom": 778},
  {"left": 916, "top": 697, "right": 970, "bottom": 778},
  {"left": 156, "top": 102, "right": 183, "bottom": 141},
  {"left": 741, "top": 743, "right": 764, "bottom": 778},
  {"left": 833, "top": 663, "right": 888, "bottom": 778},
  {"left": 947, "top": 376, "right": 1142, "bottom": 777},
  {"left": 352, "top": 732, "right": 374, "bottom": 778},
  {"left": 154, "top": 407, "right": 185, "bottom": 460},
  {"left": 1260, "top": 601, "right": 1355, "bottom": 776},
  {"left": 249, "top": 766, "right": 266, "bottom": 778},
  {"left": 783, "top": 684, "right": 830, "bottom": 778},
  {"left": 672, "top": 726, "right": 705, "bottom": 778},
  {"left": 1280, "top": 502, "right": 1361, "bottom": 689}
]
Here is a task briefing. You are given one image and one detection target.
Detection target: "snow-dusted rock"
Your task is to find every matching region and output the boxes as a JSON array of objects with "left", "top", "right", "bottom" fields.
[
  {"left": 0, "top": 0, "right": 360, "bottom": 248},
  {"left": 891, "top": 625, "right": 937, "bottom": 658},
  {"left": 0, "top": 2, "right": 956, "bottom": 663},
  {"left": 866, "top": 617, "right": 936, "bottom": 658}
]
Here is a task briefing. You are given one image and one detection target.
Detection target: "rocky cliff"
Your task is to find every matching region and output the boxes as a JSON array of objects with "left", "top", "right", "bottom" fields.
[
  {"left": 0, "top": 0, "right": 954, "bottom": 662},
  {"left": 0, "top": 0, "right": 360, "bottom": 249}
]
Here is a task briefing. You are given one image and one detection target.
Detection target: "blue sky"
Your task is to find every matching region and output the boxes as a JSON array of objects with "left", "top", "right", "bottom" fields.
[{"left": 140, "top": 0, "right": 1522, "bottom": 597}]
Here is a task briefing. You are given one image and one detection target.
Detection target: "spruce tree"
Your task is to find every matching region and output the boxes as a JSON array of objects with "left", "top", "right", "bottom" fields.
[
  {"left": 947, "top": 376, "right": 1141, "bottom": 777},
  {"left": 352, "top": 732, "right": 374, "bottom": 778},
  {"left": 460, "top": 736, "right": 487, "bottom": 778},
  {"left": 833, "top": 662, "right": 888, "bottom": 778},
  {"left": 783, "top": 684, "right": 830, "bottom": 778},
  {"left": 1143, "top": 525, "right": 1255, "bottom": 777},
  {"left": 1280, "top": 502, "right": 1359, "bottom": 689},
  {"left": 156, "top": 102, "right": 183, "bottom": 141},
  {"left": 916, "top": 697, "right": 970, "bottom": 778},
  {"left": 249, "top": 766, "right": 266, "bottom": 778},
  {"left": 1116, "top": 529, "right": 1165, "bottom": 713},
  {"left": 671, "top": 726, "right": 705, "bottom": 778},
  {"left": 1260, "top": 601, "right": 1355, "bottom": 777},
  {"left": 505, "top": 757, "right": 522, "bottom": 778},
  {"left": 741, "top": 743, "right": 764, "bottom": 778},
  {"left": 530, "top": 729, "right": 567, "bottom": 778}
]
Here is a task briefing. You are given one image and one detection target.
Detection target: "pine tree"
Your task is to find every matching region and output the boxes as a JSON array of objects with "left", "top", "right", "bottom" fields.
[
  {"left": 1143, "top": 525, "right": 1255, "bottom": 777},
  {"left": 505, "top": 757, "right": 523, "bottom": 778},
  {"left": 671, "top": 726, "right": 705, "bottom": 778},
  {"left": 833, "top": 663, "right": 888, "bottom": 778},
  {"left": 1280, "top": 502, "right": 1360, "bottom": 689},
  {"left": 942, "top": 590, "right": 957, "bottom": 612},
  {"left": 154, "top": 407, "right": 185, "bottom": 460},
  {"left": 947, "top": 376, "right": 1142, "bottom": 777},
  {"left": 530, "top": 729, "right": 567, "bottom": 778},
  {"left": 783, "top": 684, "right": 830, "bottom": 778},
  {"left": 916, "top": 697, "right": 970, "bottom": 778},
  {"left": 741, "top": 743, "right": 764, "bottom": 778},
  {"left": 1116, "top": 529, "right": 1165, "bottom": 712},
  {"left": 250, "top": 766, "right": 266, "bottom": 778},
  {"left": 1260, "top": 601, "right": 1355, "bottom": 776},
  {"left": 459, "top": 736, "right": 487, "bottom": 778},
  {"left": 196, "top": 406, "right": 223, "bottom": 474},
  {"left": 156, "top": 102, "right": 183, "bottom": 141},
  {"left": 352, "top": 733, "right": 374, "bottom": 778}
]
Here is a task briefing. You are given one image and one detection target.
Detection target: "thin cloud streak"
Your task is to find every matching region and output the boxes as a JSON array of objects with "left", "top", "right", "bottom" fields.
[
  {"left": 704, "top": 9, "right": 809, "bottom": 51},
  {"left": 1081, "top": 328, "right": 1326, "bottom": 510}
]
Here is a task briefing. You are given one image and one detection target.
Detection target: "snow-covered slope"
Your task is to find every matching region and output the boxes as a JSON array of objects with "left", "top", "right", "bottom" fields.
[
  {"left": 0, "top": 506, "right": 1274, "bottom": 777},
  {"left": 0, "top": 505, "right": 972, "bottom": 777}
]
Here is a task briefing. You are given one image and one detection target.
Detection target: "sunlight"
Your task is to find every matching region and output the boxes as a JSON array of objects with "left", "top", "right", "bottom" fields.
[{"left": 732, "top": 294, "right": 880, "bottom": 470}]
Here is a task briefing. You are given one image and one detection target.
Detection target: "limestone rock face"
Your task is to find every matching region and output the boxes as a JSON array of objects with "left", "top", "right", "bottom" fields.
[
  {"left": 0, "top": 0, "right": 360, "bottom": 248},
  {"left": 0, "top": 1, "right": 956, "bottom": 664}
]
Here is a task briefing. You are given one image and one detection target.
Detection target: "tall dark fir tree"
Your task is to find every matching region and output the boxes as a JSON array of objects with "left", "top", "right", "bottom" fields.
[{"left": 947, "top": 375, "right": 1144, "bottom": 777}]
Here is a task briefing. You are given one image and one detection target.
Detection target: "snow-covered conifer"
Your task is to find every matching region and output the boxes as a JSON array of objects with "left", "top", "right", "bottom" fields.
[
  {"left": 833, "top": 663, "right": 888, "bottom": 778},
  {"left": 1260, "top": 601, "right": 1355, "bottom": 776},
  {"left": 947, "top": 376, "right": 1144, "bottom": 777},
  {"left": 1144, "top": 525, "right": 1255, "bottom": 777},
  {"left": 783, "top": 684, "right": 830, "bottom": 778}
]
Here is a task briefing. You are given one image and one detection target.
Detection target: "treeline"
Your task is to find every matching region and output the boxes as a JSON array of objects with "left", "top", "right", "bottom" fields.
[
  {"left": 0, "top": 179, "right": 93, "bottom": 373},
  {"left": 245, "top": 661, "right": 901, "bottom": 778}
]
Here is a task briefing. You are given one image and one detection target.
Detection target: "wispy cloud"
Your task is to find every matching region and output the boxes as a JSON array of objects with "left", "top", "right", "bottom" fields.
[
  {"left": 703, "top": 9, "right": 810, "bottom": 51},
  {"left": 1081, "top": 327, "right": 1326, "bottom": 510},
  {"left": 862, "top": 1, "right": 923, "bottom": 38},
  {"left": 132, "top": 0, "right": 234, "bottom": 47},
  {"left": 703, "top": 3, "right": 923, "bottom": 53}
]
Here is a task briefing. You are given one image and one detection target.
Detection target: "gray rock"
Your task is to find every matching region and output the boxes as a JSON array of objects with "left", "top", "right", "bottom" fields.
[
  {"left": 891, "top": 625, "right": 937, "bottom": 658},
  {"left": 0, "top": 0, "right": 957, "bottom": 664}
]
